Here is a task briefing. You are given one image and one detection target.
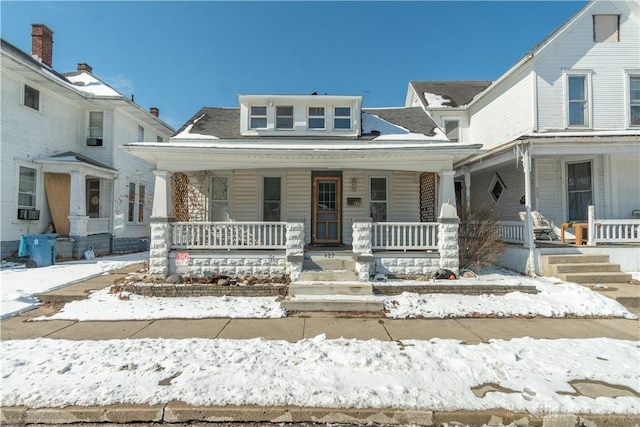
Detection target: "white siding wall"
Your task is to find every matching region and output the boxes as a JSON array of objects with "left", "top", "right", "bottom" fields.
[
  {"left": 469, "top": 164, "right": 529, "bottom": 221},
  {"left": 535, "top": 1, "right": 640, "bottom": 130},
  {"left": 232, "top": 170, "right": 259, "bottom": 221},
  {"left": 468, "top": 65, "right": 534, "bottom": 150},
  {"left": 608, "top": 153, "right": 640, "bottom": 219}
]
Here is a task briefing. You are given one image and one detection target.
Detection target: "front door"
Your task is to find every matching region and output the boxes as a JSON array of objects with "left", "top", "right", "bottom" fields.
[{"left": 313, "top": 175, "right": 341, "bottom": 244}]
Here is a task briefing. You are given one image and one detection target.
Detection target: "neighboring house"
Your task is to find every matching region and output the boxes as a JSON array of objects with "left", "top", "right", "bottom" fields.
[
  {"left": 1, "top": 24, "right": 174, "bottom": 260},
  {"left": 406, "top": 0, "right": 640, "bottom": 273},
  {"left": 124, "top": 95, "right": 483, "bottom": 279}
]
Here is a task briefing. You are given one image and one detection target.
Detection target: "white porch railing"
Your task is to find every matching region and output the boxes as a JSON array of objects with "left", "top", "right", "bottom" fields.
[
  {"left": 496, "top": 221, "right": 526, "bottom": 244},
  {"left": 593, "top": 220, "right": 640, "bottom": 243},
  {"left": 371, "top": 222, "right": 438, "bottom": 250},
  {"left": 87, "top": 218, "right": 110, "bottom": 235},
  {"left": 171, "top": 221, "right": 287, "bottom": 249}
]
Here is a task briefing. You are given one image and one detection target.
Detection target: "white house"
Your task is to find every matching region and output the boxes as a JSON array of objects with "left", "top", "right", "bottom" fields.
[
  {"left": 406, "top": 0, "right": 640, "bottom": 273},
  {"left": 124, "top": 95, "right": 484, "bottom": 280},
  {"left": 1, "top": 24, "right": 174, "bottom": 261}
]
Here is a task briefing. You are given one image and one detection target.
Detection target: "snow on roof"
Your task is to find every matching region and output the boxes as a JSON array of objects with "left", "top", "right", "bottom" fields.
[
  {"left": 64, "top": 72, "right": 122, "bottom": 97},
  {"left": 362, "top": 111, "right": 447, "bottom": 141},
  {"left": 172, "top": 114, "right": 219, "bottom": 140},
  {"left": 423, "top": 92, "right": 452, "bottom": 108}
]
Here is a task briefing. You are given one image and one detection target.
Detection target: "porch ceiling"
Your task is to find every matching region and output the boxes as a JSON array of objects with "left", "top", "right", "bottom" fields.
[{"left": 124, "top": 141, "right": 484, "bottom": 172}]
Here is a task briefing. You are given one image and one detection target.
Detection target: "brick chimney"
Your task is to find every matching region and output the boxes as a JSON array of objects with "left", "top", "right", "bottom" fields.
[
  {"left": 77, "top": 63, "right": 93, "bottom": 74},
  {"left": 31, "top": 24, "right": 54, "bottom": 67},
  {"left": 149, "top": 107, "right": 159, "bottom": 117}
]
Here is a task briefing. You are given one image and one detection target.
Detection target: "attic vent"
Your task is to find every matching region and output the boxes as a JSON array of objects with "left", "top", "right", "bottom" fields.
[{"left": 73, "top": 81, "right": 86, "bottom": 87}]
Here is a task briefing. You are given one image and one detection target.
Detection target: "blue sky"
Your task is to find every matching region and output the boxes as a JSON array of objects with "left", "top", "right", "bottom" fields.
[{"left": 1, "top": 1, "right": 587, "bottom": 129}]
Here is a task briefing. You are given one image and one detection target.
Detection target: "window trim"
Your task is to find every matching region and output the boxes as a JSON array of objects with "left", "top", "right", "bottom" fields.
[
  {"left": 275, "top": 105, "right": 294, "bottom": 130},
  {"left": 127, "top": 182, "right": 146, "bottom": 224},
  {"left": 307, "top": 106, "right": 326, "bottom": 130},
  {"left": 369, "top": 175, "right": 389, "bottom": 222},
  {"left": 22, "top": 84, "right": 41, "bottom": 111},
  {"left": 260, "top": 172, "right": 285, "bottom": 222},
  {"left": 333, "top": 106, "right": 352, "bottom": 130},
  {"left": 488, "top": 173, "right": 506, "bottom": 203},
  {"left": 250, "top": 105, "right": 268, "bottom": 129},
  {"left": 564, "top": 71, "right": 592, "bottom": 128},
  {"left": 627, "top": 72, "right": 640, "bottom": 128}
]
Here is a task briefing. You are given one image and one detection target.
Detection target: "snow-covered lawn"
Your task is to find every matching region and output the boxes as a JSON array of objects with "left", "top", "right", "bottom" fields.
[{"left": 1, "top": 336, "right": 638, "bottom": 414}]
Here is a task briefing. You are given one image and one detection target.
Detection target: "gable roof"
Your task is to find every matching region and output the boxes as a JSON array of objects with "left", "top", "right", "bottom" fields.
[
  {"left": 174, "top": 106, "right": 441, "bottom": 140},
  {"left": 409, "top": 81, "right": 493, "bottom": 108}
]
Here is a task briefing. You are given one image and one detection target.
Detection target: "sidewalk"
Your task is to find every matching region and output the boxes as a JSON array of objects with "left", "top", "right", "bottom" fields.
[{"left": 2, "top": 264, "right": 639, "bottom": 427}]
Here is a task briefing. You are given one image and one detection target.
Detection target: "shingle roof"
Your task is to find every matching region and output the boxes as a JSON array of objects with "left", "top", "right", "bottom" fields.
[
  {"left": 410, "top": 81, "right": 493, "bottom": 108},
  {"left": 174, "top": 106, "right": 438, "bottom": 139},
  {"left": 49, "top": 151, "right": 116, "bottom": 170}
]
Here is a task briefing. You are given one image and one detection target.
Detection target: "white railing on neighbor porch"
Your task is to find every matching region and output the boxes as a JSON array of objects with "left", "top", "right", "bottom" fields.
[
  {"left": 496, "top": 221, "right": 526, "bottom": 244},
  {"left": 87, "top": 218, "right": 111, "bottom": 235},
  {"left": 371, "top": 222, "right": 439, "bottom": 250},
  {"left": 171, "top": 221, "right": 287, "bottom": 249},
  {"left": 592, "top": 219, "right": 640, "bottom": 243}
]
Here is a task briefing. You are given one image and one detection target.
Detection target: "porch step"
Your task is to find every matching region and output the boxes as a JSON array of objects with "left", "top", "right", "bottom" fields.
[
  {"left": 289, "top": 281, "right": 373, "bottom": 296},
  {"left": 281, "top": 295, "right": 384, "bottom": 313},
  {"left": 303, "top": 254, "right": 355, "bottom": 271},
  {"left": 301, "top": 270, "right": 359, "bottom": 281},
  {"left": 541, "top": 254, "right": 632, "bottom": 284}
]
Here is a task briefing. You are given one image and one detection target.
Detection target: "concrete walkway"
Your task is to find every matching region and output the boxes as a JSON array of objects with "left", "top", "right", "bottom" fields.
[{"left": 2, "top": 264, "right": 639, "bottom": 427}]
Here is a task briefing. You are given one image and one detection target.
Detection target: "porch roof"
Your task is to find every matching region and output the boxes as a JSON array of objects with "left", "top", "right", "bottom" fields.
[{"left": 34, "top": 151, "right": 118, "bottom": 178}]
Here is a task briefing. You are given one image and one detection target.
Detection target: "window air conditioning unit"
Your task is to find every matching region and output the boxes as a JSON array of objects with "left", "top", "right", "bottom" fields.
[
  {"left": 17, "top": 208, "right": 40, "bottom": 220},
  {"left": 86, "top": 137, "right": 103, "bottom": 146}
]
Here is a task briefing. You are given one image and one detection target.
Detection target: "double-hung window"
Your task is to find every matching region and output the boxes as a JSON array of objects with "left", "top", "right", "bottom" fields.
[
  {"left": 308, "top": 107, "right": 325, "bottom": 129},
  {"left": 209, "top": 176, "right": 229, "bottom": 221},
  {"left": 262, "top": 177, "right": 282, "bottom": 221},
  {"left": 443, "top": 119, "right": 459, "bottom": 142},
  {"left": 370, "top": 177, "right": 388, "bottom": 222},
  {"left": 567, "top": 75, "right": 589, "bottom": 127},
  {"left": 18, "top": 166, "right": 37, "bottom": 210},
  {"left": 88, "top": 112, "right": 104, "bottom": 146},
  {"left": 334, "top": 107, "right": 351, "bottom": 129},
  {"left": 276, "top": 106, "right": 294, "bottom": 129},
  {"left": 24, "top": 85, "right": 40, "bottom": 111},
  {"left": 250, "top": 106, "right": 267, "bottom": 129},
  {"left": 128, "top": 183, "right": 146, "bottom": 223},
  {"left": 630, "top": 76, "right": 640, "bottom": 127}
]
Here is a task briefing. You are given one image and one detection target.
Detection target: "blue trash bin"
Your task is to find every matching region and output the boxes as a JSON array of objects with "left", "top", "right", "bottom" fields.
[{"left": 21, "top": 233, "right": 57, "bottom": 268}]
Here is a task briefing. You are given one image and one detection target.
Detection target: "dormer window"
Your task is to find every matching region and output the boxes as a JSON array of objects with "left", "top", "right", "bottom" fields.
[
  {"left": 308, "top": 107, "right": 325, "bottom": 129},
  {"left": 334, "top": 107, "right": 351, "bottom": 129},
  {"left": 276, "top": 106, "right": 294, "bottom": 129},
  {"left": 250, "top": 106, "right": 267, "bottom": 129}
]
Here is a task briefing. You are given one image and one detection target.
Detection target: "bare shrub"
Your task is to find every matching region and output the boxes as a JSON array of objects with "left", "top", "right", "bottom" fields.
[{"left": 458, "top": 203, "right": 505, "bottom": 270}]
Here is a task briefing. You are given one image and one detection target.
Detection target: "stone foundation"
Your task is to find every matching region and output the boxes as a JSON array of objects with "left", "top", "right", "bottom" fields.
[
  {"left": 373, "top": 253, "right": 440, "bottom": 276},
  {"left": 121, "top": 284, "right": 286, "bottom": 297},
  {"left": 169, "top": 252, "right": 287, "bottom": 278},
  {"left": 71, "top": 234, "right": 112, "bottom": 259},
  {"left": 113, "top": 237, "right": 150, "bottom": 254}
]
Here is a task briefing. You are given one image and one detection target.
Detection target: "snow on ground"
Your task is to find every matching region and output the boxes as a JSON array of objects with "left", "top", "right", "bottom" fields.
[
  {"left": 1, "top": 336, "right": 638, "bottom": 414},
  {"left": 0, "top": 252, "right": 146, "bottom": 319}
]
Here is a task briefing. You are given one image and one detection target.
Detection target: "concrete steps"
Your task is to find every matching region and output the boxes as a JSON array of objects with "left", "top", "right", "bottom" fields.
[{"left": 541, "top": 254, "right": 632, "bottom": 284}]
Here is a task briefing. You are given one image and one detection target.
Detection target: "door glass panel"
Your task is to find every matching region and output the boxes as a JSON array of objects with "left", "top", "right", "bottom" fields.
[
  {"left": 567, "top": 162, "right": 592, "bottom": 221},
  {"left": 314, "top": 177, "right": 341, "bottom": 243}
]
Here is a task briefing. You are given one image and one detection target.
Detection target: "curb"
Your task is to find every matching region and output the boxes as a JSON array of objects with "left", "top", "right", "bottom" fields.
[{"left": 3, "top": 404, "right": 640, "bottom": 426}]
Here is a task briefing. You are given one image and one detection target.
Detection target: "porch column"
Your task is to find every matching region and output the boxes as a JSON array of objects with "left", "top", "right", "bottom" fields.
[
  {"left": 149, "top": 170, "right": 174, "bottom": 277},
  {"left": 285, "top": 219, "right": 305, "bottom": 281},
  {"left": 438, "top": 170, "right": 456, "bottom": 212},
  {"left": 520, "top": 147, "right": 536, "bottom": 276},
  {"left": 463, "top": 167, "right": 471, "bottom": 210},
  {"left": 68, "top": 170, "right": 89, "bottom": 237},
  {"left": 352, "top": 218, "right": 373, "bottom": 282},
  {"left": 438, "top": 201, "right": 459, "bottom": 275}
]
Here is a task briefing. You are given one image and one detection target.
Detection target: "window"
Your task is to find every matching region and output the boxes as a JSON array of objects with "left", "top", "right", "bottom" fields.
[
  {"left": 567, "top": 161, "right": 592, "bottom": 221},
  {"left": 156, "top": 135, "right": 164, "bottom": 142},
  {"left": 137, "top": 125, "right": 145, "bottom": 142},
  {"left": 262, "top": 177, "right": 282, "bottom": 221},
  {"left": 630, "top": 76, "right": 640, "bottom": 127},
  {"left": 593, "top": 15, "right": 619, "bottom": 42},
  {"left": 209, "top": 176, "right": 229, "bottom": 221},
  {"left": 250, "top": 106, "right": 267, "bottom": 129},
  {"left": 23, "top": 85, "right": 40, "bottom": 111},
  {"left": 88, "top": 112, "right": 104, "bottom": 146},
  {"left": 444, "top": 120, "right": 459, "bottom": 142},
  {"left": 276, "top": 106, "right": 294, "bottom": 129},
  {"left": 128, "top": 183, "right": 146, "bottom": 223},
  {"left": 86, "top": 179, "right": 100, "bottom": 218},
  {"left": 488, "top": 174, "right": 506, "bottom": 203},
  {"left": 334, "top": 107, "right": 351, "bottom": 129},
  {"left": 18, "top": 166, "right": 37, "bottom": 209},
  {"left": 308, "top": 107, "right": 325, "bottom": 129},
  {"left": 370, "top": 177, "right": 387, "bottom": 221},
  {"left": 567, "top": 75, "right": 589, "bottom": 127}
]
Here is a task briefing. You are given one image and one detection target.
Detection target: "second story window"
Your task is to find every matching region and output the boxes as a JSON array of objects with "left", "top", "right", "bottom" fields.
[
  {"left": 137, "top": 125, "right": 145, "bottom": 142},
  {"left": 630, "top": 76, "right": 640, "bottom": 127},
  {"left": 567, "top": 75, "right": 589, "bottom": 127},
  {"left": 88, "top": 111, "right": 104, "bottom": 146},
  {"left": 250, "top": 106, "right": 267, "bottom": 129},
  {"left": 444, "top": 120, "right": 459, "bottom": 142},
  {"left": 334, "top": 107, "right": 351, "bottom": 129},
  {"left": 276, "top": 106, "right": 294, "bottom": 129},
  {"left": 308, "top": 107, "right": 325, "bottom": 129},
  {"left": 24, "top": 85, "right": 40, "bottom": 111}
]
